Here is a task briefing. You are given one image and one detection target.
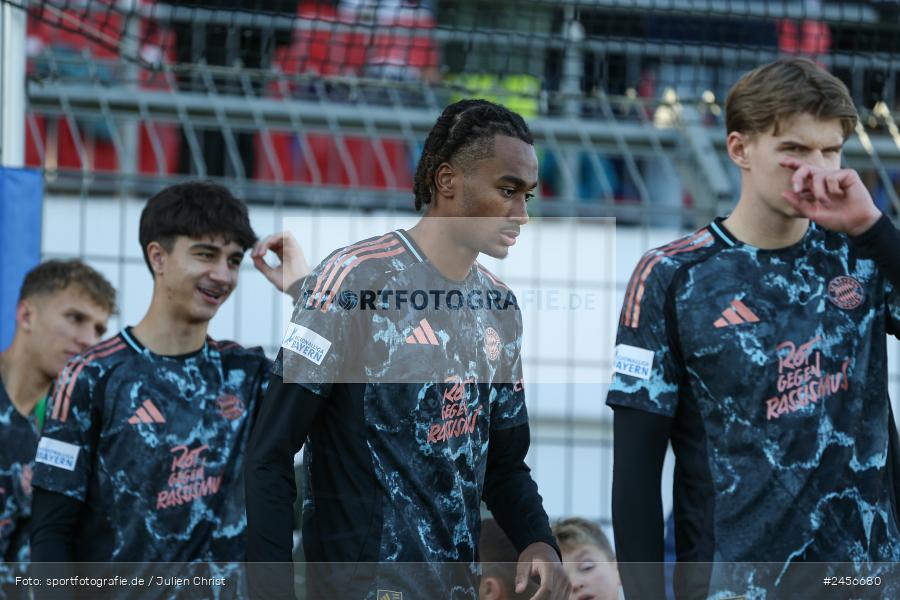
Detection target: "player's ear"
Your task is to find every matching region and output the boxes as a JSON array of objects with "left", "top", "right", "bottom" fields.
[
  {"left": 726, "top": 131, "right": 752, "bottom": 169},
  {"left": 433, "top": 161, "right": 457, "bottom": 203},
  {"left": 478, "top": 576, "right": 504, "bottom": 600},
  {"left": 146, "top": 241, "right": 167, "bottom": 277},
  {"left": 16, "top": 298, "right": 36, "bottom": 331}
]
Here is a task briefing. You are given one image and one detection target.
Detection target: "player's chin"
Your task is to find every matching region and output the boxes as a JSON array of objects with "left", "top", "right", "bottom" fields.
[
  {"left": 780, "top": 202, "right": 805, "bottom": 219},
  {"left": 191, "top": 295, "right": 228, "bottom": 321},
  {"left": 769, "top": 195, "right": 802, "bottom": 219},
  {"left": 480, "top": 242, "right": 512, "bottom": 260},
  {"left": 51, "top": 355, "right": 73, "bottom": 374}
]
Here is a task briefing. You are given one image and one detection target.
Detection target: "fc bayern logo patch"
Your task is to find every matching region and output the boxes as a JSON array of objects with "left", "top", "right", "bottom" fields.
[
  {"left": 484, "top": 327, "right": 501, "bottom": 361},
  {"left": 828, "top": 276, "right": 865, "bottom": 310},
  {"left": 216, "top": 395, "right": 245, "bottom": 421}
]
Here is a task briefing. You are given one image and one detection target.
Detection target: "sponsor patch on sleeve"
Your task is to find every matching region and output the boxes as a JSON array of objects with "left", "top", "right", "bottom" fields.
[
  {"left": 35, "top": 437, "right": 80, "bottom": 472},
  {"left": 281, "top": 323, "right": 332, "bottom": 366},
  {"left": 613, "top": 344, "right": 654, "bottom": 380}
]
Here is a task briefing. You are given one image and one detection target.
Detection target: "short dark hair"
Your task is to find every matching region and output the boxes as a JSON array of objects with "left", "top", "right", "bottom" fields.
[
  {"left": 726, "top": 57, "right": 858, "bottom": 140},
  {"left": 138, "top": 181, "right": 258, "bottom": 274},
  {"left": 413, "top": 99, "right": 534, "bottom": 211},
  {"left": 553, "top": 517, "right": 615, "bottom": 561},
  {"left": 19, "top": 259, "right": 117, "bottom": 315}
]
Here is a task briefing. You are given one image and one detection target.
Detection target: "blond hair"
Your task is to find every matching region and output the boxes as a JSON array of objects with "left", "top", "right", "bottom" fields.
[
  {"left": 725, "top": 57, "right": 858, "bottom": 139},
  {"left": 19, "top": 259, "right": 117, "bottom": 314},
  {"left": 553, "top": 518, "right": 615, "bottom": 561}
]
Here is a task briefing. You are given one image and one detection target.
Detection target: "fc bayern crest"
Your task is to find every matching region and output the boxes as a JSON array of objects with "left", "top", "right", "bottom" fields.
[
  {"left": 216, "top": 394, "right": 245, "bottom": 421},
  {"left": 484, "top": 327, "right": 501, "bottom": 361},
  {"left": 827, "top": 276, "right": 865, "bottom": 310}
]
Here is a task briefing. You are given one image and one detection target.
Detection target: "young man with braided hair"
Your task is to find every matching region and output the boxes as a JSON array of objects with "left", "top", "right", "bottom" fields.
[
  {"left": 609, "top": 58, "right": 900, "bottom": 598},
  {"left": 245, "top": 99, "right": 569, "bottom": 600}
]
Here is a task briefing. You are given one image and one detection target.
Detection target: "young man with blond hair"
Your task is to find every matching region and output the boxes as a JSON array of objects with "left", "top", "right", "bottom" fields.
[
  {"left": 609, "top": 57, "right": 900, "bottom": 598},
  {"left": 0, "top": 260, "right": 115, "bottom": 597}
]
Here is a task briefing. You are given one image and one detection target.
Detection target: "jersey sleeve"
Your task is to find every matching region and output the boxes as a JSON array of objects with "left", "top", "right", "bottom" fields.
[
  {"left": 490, "top": 298, "right": 528, "bottom": 430},
  {"left": 606, "top": 253, "right": 685, "bottom": 417},
  {"left": 272, "top": 264, "right": 361, "bottom": 397},
  {"left": 30, "top": 360, "right": 100, "bottom": 502},
  {"left": 850, "top": 215, "right": 900, "bottom": 337},
  {"left": 887, "top": 280, "right": 900, "bottom": 339}
]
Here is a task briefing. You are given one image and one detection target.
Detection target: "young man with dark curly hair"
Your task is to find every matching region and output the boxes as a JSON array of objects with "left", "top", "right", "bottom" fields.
[{"left": 28, "top": 183, "right": 307, "bottom": 597}]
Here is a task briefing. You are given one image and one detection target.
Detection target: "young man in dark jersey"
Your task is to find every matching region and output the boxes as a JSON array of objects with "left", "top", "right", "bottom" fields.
[
  {"left": 608, "top": 57, "right": 900, "bottom": 599},
  {"left": 245, "top": 99, "right": 569, "bottom": 600},
  {"left": 28, "top": 183, "right": 308, "bottom": 590},
  {"left": 0, "top": 260, "right": 114, "bottom": 598}
]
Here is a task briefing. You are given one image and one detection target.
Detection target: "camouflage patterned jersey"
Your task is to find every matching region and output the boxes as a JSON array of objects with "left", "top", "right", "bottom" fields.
[
  {"left": 608, "top": 218, "right": 900, "bottom": 594},
  {"left": 0, "top": 381, "right": 39, "bottom": 597},
  {"left": 274, "top": 230, "right": 531, "bottom": 597},
  {"left": 31, "top": 329, "right": 269, "bottom": 562}
]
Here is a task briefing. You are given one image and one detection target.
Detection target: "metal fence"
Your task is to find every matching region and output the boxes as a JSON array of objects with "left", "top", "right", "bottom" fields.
[{"left": 6, "top": 0, "right": 900, "bottom": 530}]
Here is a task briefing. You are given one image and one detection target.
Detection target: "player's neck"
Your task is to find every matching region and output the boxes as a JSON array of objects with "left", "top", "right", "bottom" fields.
[
  {"left": 131, "top": 305, "right": 208, "bottom": 356},
  {"left": 0, "top": 343, "right": 52, "bottom": 417},
  {"left": 723, "top": 194, "right": 809, "bottom": 250},
  {"left": 407, "top": 218, "right": 477, "bottom": 281}
]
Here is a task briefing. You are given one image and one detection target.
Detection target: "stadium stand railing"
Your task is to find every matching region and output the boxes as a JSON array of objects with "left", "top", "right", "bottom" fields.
[
  {"left": 5, "top": 0, "right": 900, "bottom": 526},
  {"left": 11, "top": 0, "right": 900, "bottom": 220}
]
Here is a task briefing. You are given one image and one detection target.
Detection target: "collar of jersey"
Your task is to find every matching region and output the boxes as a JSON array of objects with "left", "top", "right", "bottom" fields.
[
  {"left": 394, "top": 228, "right": 478, "bottom": 284},
  {"left": 121, "top": 327, "right": 208, "bottom": 360},
  {"left": 710, "top": 216, "right": 817, "bottom": 255}
]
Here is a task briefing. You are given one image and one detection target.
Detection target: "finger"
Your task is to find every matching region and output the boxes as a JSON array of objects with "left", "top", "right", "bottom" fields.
[
  {"left": 252, "top": 253, "right": 274, "bottom": 276},
  {"left": 526, "top": 579, "right": 550, "bottom": 600},
  {"left": 515, "top": 558, "right": 531, "bottom": 594},
  {"left": 782, "top": 191, "right": 816, "bottom": 218},
  {"left": 258, "top": 233, "right": 286, "bottom": 256},
  {"left": 791, "top": 164, "right": 813, "bottom": 193},
  {"left": 811, "top": 172, "right": 829, "bottom": 203},
  {"left": 530, "top": 562, "right": 553, "bottom": 600},
  {"left": 778, "top": 157, "right": 804, "bottom": 170},
  {"left": 560, "top": 574, "right": 573, "bottom": 600},
  {"left": 251, "top": 240, "right": 264, "bottom": 258},
  {"left": 825, "top": 174, "right": 844, "bottom": 197},
  {"left": 549, "top": 568, "right": 567, "bottom": 600},
  {"left": 545, "top": 568, "right": 564, "bottom": 600},
  {"left": 252, "top": 235, "right": 272, "bottom": 258}
]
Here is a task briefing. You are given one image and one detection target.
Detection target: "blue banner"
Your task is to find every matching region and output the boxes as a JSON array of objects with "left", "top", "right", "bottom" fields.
[{"left": 0, "top": 167, "right": 43, "bottom": 351}]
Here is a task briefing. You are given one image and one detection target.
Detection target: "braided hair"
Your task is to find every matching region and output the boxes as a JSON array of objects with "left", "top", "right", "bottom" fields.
[{"left": 413, "top": 99, "right": 534, "bottom": 211}]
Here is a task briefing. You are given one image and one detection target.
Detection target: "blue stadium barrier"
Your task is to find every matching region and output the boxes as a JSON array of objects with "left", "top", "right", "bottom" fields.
[{"left": 0, "top": 167, "right": 43, "bottom": 350}]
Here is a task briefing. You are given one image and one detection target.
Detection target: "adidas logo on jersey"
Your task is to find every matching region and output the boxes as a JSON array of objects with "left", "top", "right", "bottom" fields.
[
  {"left": 127, "top": 399, "right": 166, "bottom": 425},
  {"left": 714, "top": 299, "right": 760, "bottom": 328},
  {"left": 405, "top": 318, "right": 439, "bottom": 345}
]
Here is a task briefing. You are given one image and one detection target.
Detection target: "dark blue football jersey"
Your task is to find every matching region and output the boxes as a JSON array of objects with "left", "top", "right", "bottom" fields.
[
  {"left": 608, "top": 219, "right": 900, "bottom": 595},
  {"left": 0, "top": 381, "right": 39, "bottom": 598},
  {"left": 31, "top": 329, "right": 269, "bottom": 568},
  {"left": 274, "top": 229, "right": 529, "bottom": 599}
]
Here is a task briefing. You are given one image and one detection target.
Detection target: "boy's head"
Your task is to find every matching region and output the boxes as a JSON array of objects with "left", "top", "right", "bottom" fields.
[
  {"left": 478, "top": 518, "right": 536, "bottom": 600},
  {"left": 14, "top": 259, "right": 116, "bottom": 379},
  {"left": 724, "top": 58, "right": 859, "bottom": 218},
  {"left": 139, "top": 182, "right": 257, "bottom": 324},
  {"left": 413, "top": 99, "right": 538, "bottom": 259},
  {"left": 553, "top": 518, "right": 619, "bottom": 600}
]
